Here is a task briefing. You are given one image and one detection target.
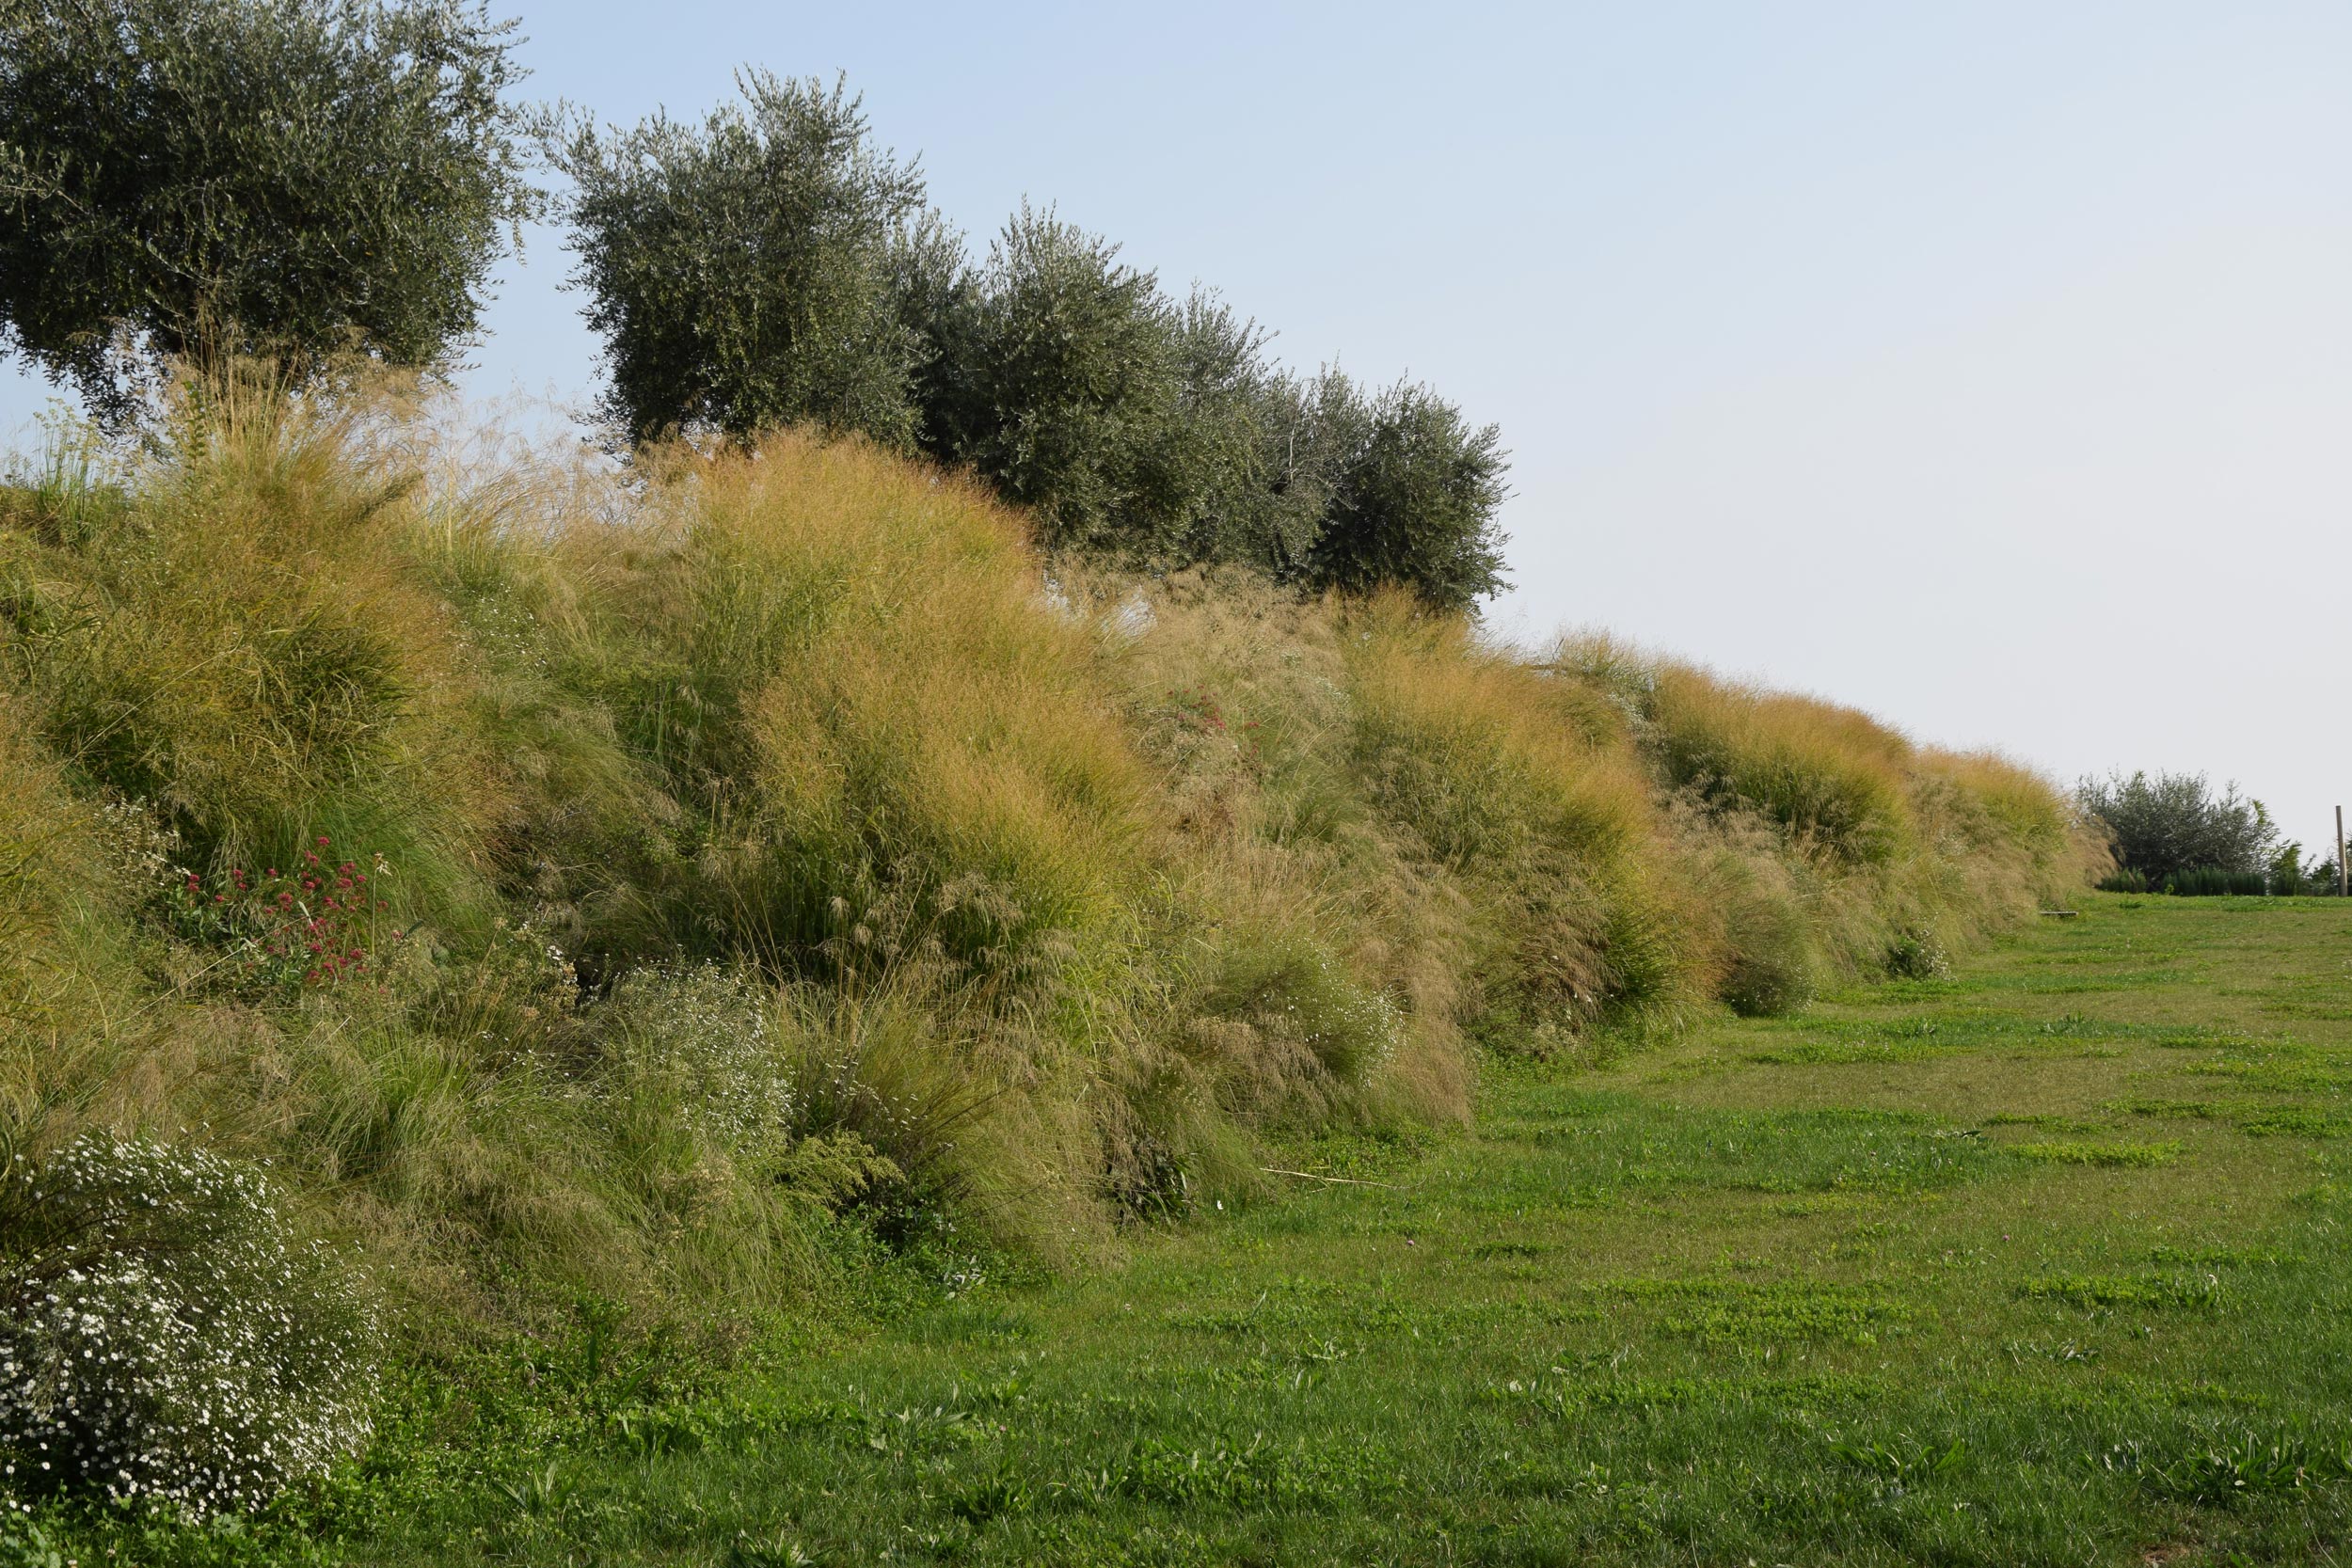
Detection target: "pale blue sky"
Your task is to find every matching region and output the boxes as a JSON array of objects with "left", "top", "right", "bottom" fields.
[{"left": 6, "top": 1, "right": 2347, "bottom": 851}]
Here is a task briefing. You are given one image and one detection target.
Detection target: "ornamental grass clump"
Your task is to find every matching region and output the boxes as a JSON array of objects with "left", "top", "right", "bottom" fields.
[{"left": 0, "top": 1134, "right": 376, "bottom": 1518}]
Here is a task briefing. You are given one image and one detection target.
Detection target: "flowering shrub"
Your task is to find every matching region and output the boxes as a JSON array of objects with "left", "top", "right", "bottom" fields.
[
  {"left": 1208, "top": 935, "right": 1400, "bottom": 1085},
  {"left": 600, "top": 964, "right": 796, "bottom": 1155},
  {"left": 159, "top": 835, "right": 394, "bottom": 990},
  {"left": 0, "top": 1135, "right": 377, "bottom": 1517}
]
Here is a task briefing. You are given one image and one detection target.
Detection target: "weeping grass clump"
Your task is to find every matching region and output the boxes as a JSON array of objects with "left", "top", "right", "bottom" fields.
[
  {"left": 1644, "top": 665, "right": 1916, "bottom": 866},
  {"left": 1340, "top": 596, "right": 1704, "bottom": 1045},
  {"left": 0, "top": 382, "right": 2098, "bottom": 1513},
  {"left": 665, "top": 437, "right": 1152, "bottom": 988},
  {"left": 0, "top": 392, "right": 510, "bottom": 938}
]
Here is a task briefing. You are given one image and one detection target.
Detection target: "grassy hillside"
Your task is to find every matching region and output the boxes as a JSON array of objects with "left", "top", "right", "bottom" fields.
[
  {"left": 276, "top": 892, "right": 2348, "bottom": 1568},
  {"left": 0, "top": 389, "right": 2095, "bottom": 1538}
]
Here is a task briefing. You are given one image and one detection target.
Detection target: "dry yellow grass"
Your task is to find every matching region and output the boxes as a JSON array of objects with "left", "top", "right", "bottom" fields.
[
  {"left": 1646, "top": 663, "right": 1916, "bottom": 865},
  {"left": 0, "top": 390, "right": 2098, "bottom": 1332}
]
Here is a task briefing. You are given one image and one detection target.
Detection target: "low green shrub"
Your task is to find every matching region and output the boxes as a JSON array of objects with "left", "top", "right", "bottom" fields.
[{"left": 2166, "top": 867, "right": 2268, "bottom": 897}]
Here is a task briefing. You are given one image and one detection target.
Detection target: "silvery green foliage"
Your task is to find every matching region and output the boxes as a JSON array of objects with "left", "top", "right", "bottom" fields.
[
  {"left": 545, "top": 72, "right": 929, "bottom": 449},
  {"left": 0, "top": 1136, "right": 376, "bottom": 1517},
  {"left": 2076, "top": 770, "right": 2280, "bottom": 880},
  {"left": 0, "top": 0, "right": 539, "bottom": 427}
]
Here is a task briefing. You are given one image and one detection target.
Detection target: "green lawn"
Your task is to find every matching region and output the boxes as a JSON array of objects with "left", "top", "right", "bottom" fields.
[{"left": 86, "top": 895, "right": 2352, "bottom": 1565}]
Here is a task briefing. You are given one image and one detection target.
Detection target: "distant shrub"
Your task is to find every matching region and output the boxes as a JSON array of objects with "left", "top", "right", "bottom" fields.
[
  {"left": 2164, "top": 867, "right": 2268, "bottom": 897},
  {"left": 0, "top": 0, "right": 538, "bottom": 425},
  {"left": 546, "top": 72, "right": 929, "bottom": 447},
  {"left": 2076, "top": 770, "right": 2276, "bottom": 881},
  {"left": 0, "top": 1134, "right": 375, "bottom": 1517}
]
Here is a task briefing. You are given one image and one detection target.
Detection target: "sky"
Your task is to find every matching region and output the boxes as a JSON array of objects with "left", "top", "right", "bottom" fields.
[{"left": 5, "top": 1, "right": 2347, "bottom": 855}]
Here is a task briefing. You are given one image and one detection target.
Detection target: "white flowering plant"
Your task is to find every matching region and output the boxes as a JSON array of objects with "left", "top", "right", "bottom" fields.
[{"left": 0, "top": 1132, "right": 378, "bottom": 1518}]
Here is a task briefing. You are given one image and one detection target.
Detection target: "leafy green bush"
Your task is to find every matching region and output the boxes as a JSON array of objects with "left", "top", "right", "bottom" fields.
[
  {"left": 2076, "top": 770, "right": 2277, "bottom": 882},
  {"left": 545, "top": 72, "right": 928, "bottom": 447},
  {"left": 0, "top": 0, "right": 537, "bottom": 424},
  {"left": 0, "top": 1134, "right": 375, "bottom": 1517},
  {"left": 909, "top": 205, "right": 1205, "bottom": 556},
  {"left": 1302, "top": 377, "right": 1509, "bottom": 612}
]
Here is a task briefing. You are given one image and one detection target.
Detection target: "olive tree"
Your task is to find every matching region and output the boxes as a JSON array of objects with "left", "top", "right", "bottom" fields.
[
  {"left": 0, "top": 0, "right": 538, "bottom": 425},
  {"left": 1304, "top": 377, "right": 1509, "bottom": 611},
  {"left": 546, "top": 72, "right": 929, "bottom": 447},
  {"left": 911, "top": 206, "right": 1202, "bottom": 553},
  {"left": 2076, "top": 769, "right": 2279, "bottom": 879}
]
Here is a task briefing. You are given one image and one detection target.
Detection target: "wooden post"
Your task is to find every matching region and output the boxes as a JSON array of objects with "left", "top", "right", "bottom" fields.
[{"left": 2339, "top": 805, "right": 2347, "bottom": 898}]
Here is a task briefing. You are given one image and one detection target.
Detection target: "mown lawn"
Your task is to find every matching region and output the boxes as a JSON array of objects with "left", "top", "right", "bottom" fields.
[{"left": 67, "top": 895, "right": 2352, "bottom": 1565}]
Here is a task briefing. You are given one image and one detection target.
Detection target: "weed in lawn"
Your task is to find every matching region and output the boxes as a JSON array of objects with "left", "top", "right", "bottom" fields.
[
  {"left": 2010, "top": 1140, "right": 2181, "bottom": 1167},
  {"left": 2016, "top": 1273, "right": 2227, "bottom": 1312}
]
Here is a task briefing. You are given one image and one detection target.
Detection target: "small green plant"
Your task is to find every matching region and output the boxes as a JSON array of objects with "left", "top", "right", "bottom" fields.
[
  {"left": 2010, "top": 1140, "right": 2179, "bottom": 1167},
  {"left": 2016, "top": 1272, "right": 2223, "bottom": 1310},
  {"left": 2105, "top": 1423, "right": 2352, "bottom": 1505}
]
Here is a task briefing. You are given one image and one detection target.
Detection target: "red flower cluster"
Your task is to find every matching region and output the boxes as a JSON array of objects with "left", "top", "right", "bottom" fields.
[
  {"left": 1165, "top": 686, "right": 1263, "bottom": 771},
  {"left": 165, "top": 835, "right": 393, "bottom": 990}
]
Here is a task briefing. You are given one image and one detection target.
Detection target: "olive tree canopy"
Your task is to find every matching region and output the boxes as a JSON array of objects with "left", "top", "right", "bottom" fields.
[
  {"left": 543, "top": 72, "right": 929, "bottom": 448},
  {"left": 0, "top": 0, "right": 538, "bottom": 423},
  {"left": 2076, "top": 769, "right": 2279, "bottom": 879}
]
